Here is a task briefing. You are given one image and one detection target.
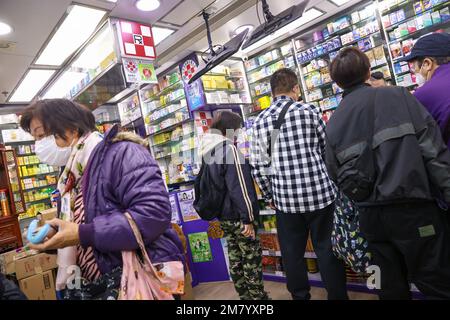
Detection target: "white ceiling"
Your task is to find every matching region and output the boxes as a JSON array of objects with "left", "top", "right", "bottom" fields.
[{"left": 0, "top": 0, "right": 364, "bottom": 109}]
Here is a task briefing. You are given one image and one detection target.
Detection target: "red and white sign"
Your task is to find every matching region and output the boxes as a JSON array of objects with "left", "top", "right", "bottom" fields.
[{"left": 118, "top": 20, "right": 156, "bottom": 60}]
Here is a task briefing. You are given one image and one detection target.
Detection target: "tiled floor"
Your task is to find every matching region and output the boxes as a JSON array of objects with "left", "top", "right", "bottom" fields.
[{"left": 192, "top": 280, "right": 378, "bottom": 300}]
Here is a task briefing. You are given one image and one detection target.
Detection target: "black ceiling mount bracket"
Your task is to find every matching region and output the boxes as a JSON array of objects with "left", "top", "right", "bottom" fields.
[
  {"left": 202, "top": 10, "right": 215, "bottom": 56},
  {"left": 261, "top": 0, "right": 275, "bottom": 22}
]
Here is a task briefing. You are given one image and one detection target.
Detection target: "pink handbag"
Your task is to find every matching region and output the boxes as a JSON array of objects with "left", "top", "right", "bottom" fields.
[{"left": 119, "top": 212, "right": 185, "bottom": 300}]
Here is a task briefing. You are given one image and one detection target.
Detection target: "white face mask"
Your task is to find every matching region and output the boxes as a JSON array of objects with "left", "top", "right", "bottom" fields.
[{"left": 35, "top": 135, "right": 73, "bottom": 167}]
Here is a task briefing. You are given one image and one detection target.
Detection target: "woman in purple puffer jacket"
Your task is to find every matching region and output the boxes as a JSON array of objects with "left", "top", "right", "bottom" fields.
[{"left": 20, "top": 99, "right": 184, "bottom": 299}]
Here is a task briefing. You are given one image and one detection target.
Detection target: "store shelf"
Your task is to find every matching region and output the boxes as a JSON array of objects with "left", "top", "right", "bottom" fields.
[
  {"left": 298, "top": 46, "right": 342, "bottom": 66},
  {"left": 143, "top": 81, "right": 182, "bottom": 103},
  {"left": 322, "top": 105, "right": 339, "bottom": 112},
  {"left": 4, "top": 140, "right": 34, "bottom": 145},
  {"left": 203, "top": 88, "right": 244, "bottom": 94},
  {"left": 381, "top": 0, "right": 410, "bottom": 16},
  {"left": 306, "top": 81, "right": 334, "bottom": 91},
  {"left": 17, "top": 153, "right": 36, "bottom": 156},
  {"left": 148, "top": 118, "right": 192, "bottom": 136},
  {"left": 20, "top": 171, "right": 59, "bottom": 179},
  {"left": 152, "top": 132, "right": 195, "bottom": 148},
  {"left": 371, "top": 62, "right": 389, "bottom": 70},
  {"left": 150, "top": 105, "right": 187, "bottom": 124},
  {"left": 248, "top": 73, "right": 276, "bottom": 86},
  {"left": 252, "top": 92, "right": 271, "bottom": 101},
  {"left": 394, "top": 69, "right": 412, "bottom": 77},
  {"left": 96, "top": 120, "right": 120, "bottom": 126},
  {"left": 155, "top": 145, "right": 196, "bottom": 160},
  {"left": 167, "top": 180, "right": 196, "bottom": 189},
  {"left": 25, "top": 197, "right": 51, "bottom": 207},
  {"left": 351, "top": 14, "right": 378, "bottom": 27},
  {"left": 340, "top": 29, "right": 382, "bottom": 47},
  {"left": 23, "top": 184, "right": 56, "bottom": 192},
  {"left": 204, "top": 72, "right": 245, "bottom": 79},
  {"left": 302, "top": 67, "right": 329, "bottom": 78},
  {"left": 309, "top": 25, "right": 352, "bottom": 48},
  {"left": 384, "top": 1, "right": 450, "bottom": 32},
  {"left": 247, "top": 57, "right": 284, "bottom": 73},
  {"left": 389, "top": 19, "right": 450, "bottom": 44},
  {"left": 19, "top": 214, "right": 37, "bottom": 221}
]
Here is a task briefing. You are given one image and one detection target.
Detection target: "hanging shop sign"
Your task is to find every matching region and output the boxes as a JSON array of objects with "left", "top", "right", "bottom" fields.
[
  {"left": 188, "top": 232, "right": 213, "bottom": 263},
  {"left": 117, "top": 20, "right": 156, "bottom": 60},
  {"left": 122, "top": 58, "right": 157, "bottom": 84},
  {"left": 178, "top": 189, "right": 200, "bottom": 222},
  {"left": 179, "top": 53, "right": 206, "bottom": 111}
]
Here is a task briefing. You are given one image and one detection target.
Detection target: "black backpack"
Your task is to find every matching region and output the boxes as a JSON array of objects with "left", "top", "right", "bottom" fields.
[{"left": 193, "top": 149, "right": 226, "bottom": 221}]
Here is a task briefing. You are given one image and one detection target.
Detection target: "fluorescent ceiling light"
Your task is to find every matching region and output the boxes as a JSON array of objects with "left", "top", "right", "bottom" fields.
[
  {"left": 152, "top": 26, "right": 175, "bottom": 45},
  {"left": 241, "top": 8, "right": 323, "bottom": 54},
  {"left": 43, "top": 70, "right": 86, "bottom": 99},
  {"left": 35, "top": 5, "right": 107, "bottom": 66},
  {"left": 9, "top": 69, "right": 56, "bottom": 102},
  {"left": 0, "top": 21, "right": 13, "bottom": 35},
  {"left": 106, "top": 0, "right": 118, "bottom": 2},
  {"left": 328, "top": 0, "right": 352, "bottom": 6},
  {"left": 72, "top": 25, "right": 114, "bottom": 69},
  {"left": 136, "top": 0, "right": 160, "bottom": 12}
]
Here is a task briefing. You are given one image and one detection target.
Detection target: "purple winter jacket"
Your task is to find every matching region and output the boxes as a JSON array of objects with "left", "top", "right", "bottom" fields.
[{"left": 78, "top": 125, "right": 184, "bottom": 274}]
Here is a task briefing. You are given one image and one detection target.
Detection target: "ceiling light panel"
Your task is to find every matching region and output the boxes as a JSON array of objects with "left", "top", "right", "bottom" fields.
[
  {"left": 152, "top": 26, "right": 175, "bottom": 45},
  {"left": 35, "top": 5, "right": 107, "bottom": 66},
  {"left": 9, "top": 69, "right": 56, "bottom": 102}
]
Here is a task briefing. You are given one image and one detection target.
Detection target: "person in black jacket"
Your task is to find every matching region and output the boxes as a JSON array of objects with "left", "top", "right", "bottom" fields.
[
  {"left": 0, "top": 273, "right": 27, "bottom": 300},
  {"left": 326, "top": 47, "right": 450, "bottom": 299},
  {"left": 198, "top": 111, "right": 269, "bottom": 300}
]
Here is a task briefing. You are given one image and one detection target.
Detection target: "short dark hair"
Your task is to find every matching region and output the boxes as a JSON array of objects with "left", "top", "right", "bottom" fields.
[
  {"left": 329, "top": 47, "right": 371, "bottom": 89},
  {"left": 415, "top": 56, "right": 450, "bottom": 66},
  {"left": 210, "top": 111, "right": 243, "bottom": 135},
  {"left": 370, "top": 71, "right": 385, "bottom": 80},
  {"left": 270, "top": 68, "right": 299, "bottom": 96},
  {"left": 20, "top": 99, "right": 96, "bottom": 140}
]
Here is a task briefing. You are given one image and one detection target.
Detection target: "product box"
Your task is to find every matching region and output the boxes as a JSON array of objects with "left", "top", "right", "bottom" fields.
[
  {"left": 19, "top": 270, "right": 56, "bottom": 300},
  {"left": 414, "top": 0, "right": 424, "bottom": 14},
  {"left": 14, "top": 253, "right": 58, "bottom": 280},
  {"left": 390, "top": 42, "right": 403, "bottom": 59},
  {"left": 422, "top": 12, "right": 433, "bottom": 27},
  {"left": 397, "top": 9, "right": 406, "bottom": 22},
  {"left": 351, "top": 11, "right": 361, "bottom": 24},
  {"left": 431, "top": 11, "right": 441, "bottom": 24},
  {"left": 0, "top": 248, "right": 40, "bottom": 275},
  {"left": 374, "top": 46, "right": 387, "bottom": 65},
  {"left": 422, "top": 0, "right": 432, "bottom": 10},
  {"left": 390, "top": 12, "right": 399, "bottom": 25},
  {"left": 440, "top": 7, "right": 449, "bottom": 22},
  {"left": 416, "top": 15, "right": 425, "bottom": 29},
  {"left": 382, "top": 15, "right": 391, "bottom": 28},
  {"left": 407, "top": 19, "right": 418, "bottom": 33}
]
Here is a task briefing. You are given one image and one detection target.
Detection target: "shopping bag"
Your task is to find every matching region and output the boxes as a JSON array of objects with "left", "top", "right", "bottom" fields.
[
  {"left": 119, "top": 212, "right": 185, "bottom": 300},
  {"left": 331, "top": 191, "right": 371, "bottom": 274}
]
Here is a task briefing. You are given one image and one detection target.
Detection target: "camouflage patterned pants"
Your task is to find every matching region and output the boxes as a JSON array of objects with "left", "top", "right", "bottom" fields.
[{"left": 221, "top": 221, "right": 269, "bottom": 300}]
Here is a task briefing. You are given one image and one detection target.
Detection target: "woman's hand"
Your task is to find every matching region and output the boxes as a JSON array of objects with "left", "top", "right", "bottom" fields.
[
  {"left": 28, "top": 219, "right": 80, "bottom": 251},
  {"left": 241, "top": 223, "right": 255, "bottom": 239}
]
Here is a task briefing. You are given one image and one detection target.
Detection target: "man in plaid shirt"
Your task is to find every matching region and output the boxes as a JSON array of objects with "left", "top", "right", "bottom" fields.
[{"left": 250, "top": 68, "right": 347, "bottom": 300}]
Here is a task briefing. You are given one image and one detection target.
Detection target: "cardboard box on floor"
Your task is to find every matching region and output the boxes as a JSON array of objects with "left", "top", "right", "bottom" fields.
[
  {"left": 0, "top": 248, "right": 57, "bottom": 280},
  {"left": 19, "top": 270, "right": 56, "bottom": 300}
]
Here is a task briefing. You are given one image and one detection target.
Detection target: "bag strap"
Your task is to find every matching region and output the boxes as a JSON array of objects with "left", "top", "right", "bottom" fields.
[
  {"left": 368, "top": 88, "right": 377, "bottom": 149},
  {"left": 268, "top": 101, "right": 294, "bottom": 158},
  {"left": 124, "top": 212, "right": 162, "bottom": 280}
]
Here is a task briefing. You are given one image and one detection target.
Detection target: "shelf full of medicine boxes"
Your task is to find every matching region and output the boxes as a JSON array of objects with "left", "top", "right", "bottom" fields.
[
  {"left": 140, "top": 65, "right": 197, "bottom": 188},
  {"left": 294, "top": 0, "right": 395, "bottom": 123},
  {"left": 141, "top": 57, "right": 253, "bottom": 189},
  {"left": 243, "top": 41, "right": 303, "bottom": 119},
  {"left": 379, "top": 0, "right": 450, "bottom": 89},
  {"left": 5, "top": 141, "right": 58, "bottom": 220}
]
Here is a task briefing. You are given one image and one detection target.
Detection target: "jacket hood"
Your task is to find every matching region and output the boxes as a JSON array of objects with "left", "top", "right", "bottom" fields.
[
  {"left": 198, "top": 133, "right": 228, "bottom": 157},
  {"left": 105, "top": 125, "right": 149, "bottom": 147}
]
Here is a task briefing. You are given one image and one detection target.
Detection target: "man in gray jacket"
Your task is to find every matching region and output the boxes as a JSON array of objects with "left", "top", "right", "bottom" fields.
[{"left": 326, "top": 47, "right": 450, "bottom": 299}]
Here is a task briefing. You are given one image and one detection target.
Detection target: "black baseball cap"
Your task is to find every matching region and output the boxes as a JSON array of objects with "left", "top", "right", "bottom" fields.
[{"left": 399, "top": 32, "right": 450, "bottom": 62}]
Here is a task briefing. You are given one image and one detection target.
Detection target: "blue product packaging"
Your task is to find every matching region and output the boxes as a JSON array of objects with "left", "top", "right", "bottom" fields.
[
  {"left": 397, "top": 9, "right": 406, "bottom": 22},
  {"left": 322, "top": 27, "right": 330, "bottom": 39},
  {"left": 440, "top": 8, "right": 450, "bottom": 22},
  {"left": 422, "top": 0, "right": 432, "bottom": 10},
  {"left": 414, "top": 1, "right": 424, "bottom": 14},
  {"left": 317, "top": 44, "right": 324, "bottom": 56}
]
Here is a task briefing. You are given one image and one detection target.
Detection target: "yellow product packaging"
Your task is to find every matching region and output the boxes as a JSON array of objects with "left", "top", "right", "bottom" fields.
[{"left": 259, "top": 96, "right": 272, "bottom": 109}]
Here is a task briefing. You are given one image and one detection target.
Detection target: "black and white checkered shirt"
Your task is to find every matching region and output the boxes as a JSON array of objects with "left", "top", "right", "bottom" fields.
[{"left": 249, "top": 96, "right": 336, "bottom": 213}]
